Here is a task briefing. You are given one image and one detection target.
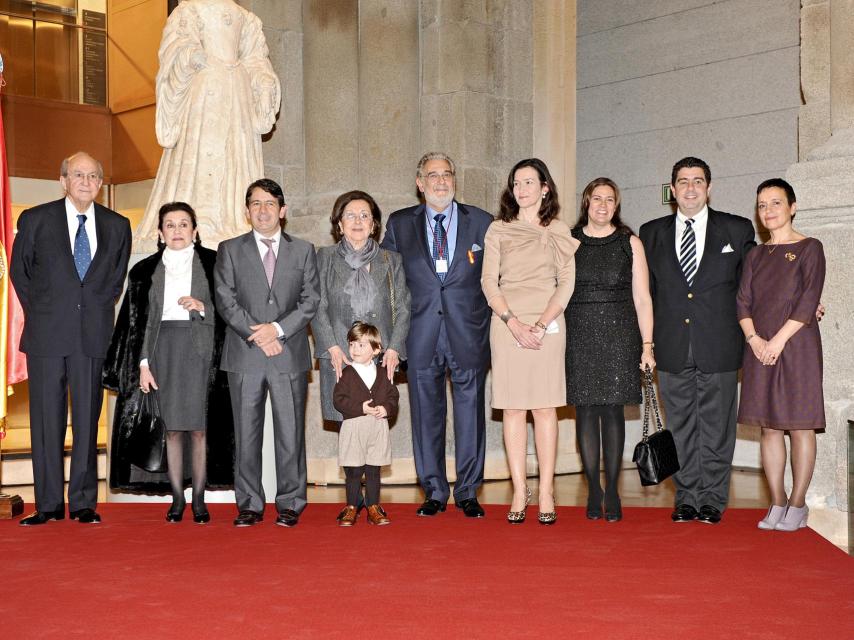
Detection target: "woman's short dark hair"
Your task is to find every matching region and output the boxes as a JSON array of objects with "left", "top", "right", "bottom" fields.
[
  {"left": 574, "top": 177, "right": 633, "bottom": 235},
  {"left": 245, "top": 178, "right": 285, "bottom": 208},
  {"left": 756, "top": 178, "right": 796, "bottom": 205},
  {"left": 498, "top": 158, "right": 560, "bottom": 225},
  {"left": 157, "top": 201, "right": 201, "bottom": 249},
  {"left": 330, "top": 190, "right": 382, "bottom": 243}
]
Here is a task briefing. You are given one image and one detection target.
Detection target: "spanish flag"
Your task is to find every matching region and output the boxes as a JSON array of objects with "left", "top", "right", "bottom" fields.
[{"left": 0, "top": 54, "right": 28, "bottom": 441}]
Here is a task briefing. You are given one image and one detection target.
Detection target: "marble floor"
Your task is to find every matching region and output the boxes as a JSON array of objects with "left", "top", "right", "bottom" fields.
[{"left": 6, "top": 466, "right": 771, "bottom": 510}]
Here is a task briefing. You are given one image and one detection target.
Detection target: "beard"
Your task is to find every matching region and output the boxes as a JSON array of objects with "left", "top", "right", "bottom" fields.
[{"left": 426, "top": 189, "right": 455, "bottom": 212}]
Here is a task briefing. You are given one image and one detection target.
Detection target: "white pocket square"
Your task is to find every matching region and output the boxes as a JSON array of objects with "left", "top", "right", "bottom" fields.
[
  {"left": 471, "top": 243, "right": 483, "bottom": 252},
  {"left": 721, "top": 244, "right": 734, "bottom": 253}
]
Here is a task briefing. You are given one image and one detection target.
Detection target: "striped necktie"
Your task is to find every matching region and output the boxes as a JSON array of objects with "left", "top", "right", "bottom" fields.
[{"left": 679, "top": 219, "right": 697, "bottom": 286}]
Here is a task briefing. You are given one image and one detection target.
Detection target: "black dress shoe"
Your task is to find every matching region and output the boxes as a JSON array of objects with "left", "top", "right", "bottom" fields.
[
  {"left": 69, "top": 508, "right": 101, "bottom": 524},
  {"left": 20, "top": 509, "right": 64, "bottom": 526},
  {"left": 697, "top": 505, "right": 722, "bottom": 524},
  {"left": 604, "top": 498, "right": 622, "bottom": 522},
  {"left": 192, "top": 507, "right": 210, "bottom": 524},
  {"left": 586, "top": 496, "right": 603, "bottom": 520},
  {"left": 233, "top": 510, "right": 263, "bottom": 527},
  {"left": 276, "top": 509, "right": 300, "bottom": 527},
  {"left": 671, "top": 504, "right": 699, "bottom": 522},
  {"left": 455, "top": 498, "right": 485, "bottom": 518},
  {"left": 416, "top": 499, "right": 446, "bottom": 516}
]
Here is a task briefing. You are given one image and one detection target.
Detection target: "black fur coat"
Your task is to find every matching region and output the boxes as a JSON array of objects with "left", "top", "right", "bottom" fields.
[{"left": 102, "top": 245, "right": 234, "bottom": 492}]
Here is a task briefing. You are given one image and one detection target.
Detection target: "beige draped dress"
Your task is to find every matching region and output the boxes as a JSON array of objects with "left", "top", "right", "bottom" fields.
[{"left": 481, "top": 218, "right": 578, "bottom": 409}]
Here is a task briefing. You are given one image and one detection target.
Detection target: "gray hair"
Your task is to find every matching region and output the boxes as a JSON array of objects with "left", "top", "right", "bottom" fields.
[
  {"left": 416, "top": 152, "right": 456, "bottom": 177},
  {"left": 60, "top": 152, "right": 104, "bottom": 180}
]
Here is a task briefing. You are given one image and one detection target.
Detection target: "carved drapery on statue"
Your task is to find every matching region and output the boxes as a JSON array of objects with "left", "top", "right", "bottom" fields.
[{"left": 135, "top": 0, "right": 281, "bottom": 250}]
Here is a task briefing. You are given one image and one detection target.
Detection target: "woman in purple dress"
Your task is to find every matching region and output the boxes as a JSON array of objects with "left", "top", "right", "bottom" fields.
[{"left": 737, "top": 178, "right": 825, "bottom": 532}]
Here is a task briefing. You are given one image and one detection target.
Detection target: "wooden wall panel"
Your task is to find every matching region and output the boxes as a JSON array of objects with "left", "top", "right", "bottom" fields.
[
  {"left": 111, "top": 105, "right": 161, "bottom": 183},
  {"left": 1, "top": 95, "right": 112, "bottom": 181},
  {"left": 108, "top": 0, "right": 164, "bottom": 113}
]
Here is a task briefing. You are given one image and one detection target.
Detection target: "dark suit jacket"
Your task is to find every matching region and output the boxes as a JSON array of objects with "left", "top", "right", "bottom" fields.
[
  {"left": 381, "top": 202, "right": 493, "bottom": 371},
  {"left": 332, "top": 364, "right": 399, "bottom": 421},
  {"left": 639, "top": 208, "right": 756, "bottom": 373},
  {"left": 10, "top": 198, "right": 132, "bottom": 358},
  {"left": 214, "top": 230, "right": 320, "bottom": 374}
]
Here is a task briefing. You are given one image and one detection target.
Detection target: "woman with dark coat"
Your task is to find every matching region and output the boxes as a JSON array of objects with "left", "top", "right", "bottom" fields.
[{"left": 103, "top": 202, "right": 233, "bottom": 523}]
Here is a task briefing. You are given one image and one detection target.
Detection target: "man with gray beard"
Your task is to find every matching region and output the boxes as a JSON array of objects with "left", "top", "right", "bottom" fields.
[{"left": 381, "top": 152, "right": 493, "bottom": 518}]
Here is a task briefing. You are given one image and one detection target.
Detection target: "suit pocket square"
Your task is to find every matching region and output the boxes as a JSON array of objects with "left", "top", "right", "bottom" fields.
[
  {"left": 471, "top": 243, "right": 483, "bottom": 252},
  {"left": 721, "top": 244, "right": 734, "bottom": 253}
]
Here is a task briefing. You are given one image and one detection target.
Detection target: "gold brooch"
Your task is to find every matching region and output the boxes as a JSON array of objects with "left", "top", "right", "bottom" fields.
[{"left": 785, "top": 252, "right": 796, "bottom": 262}]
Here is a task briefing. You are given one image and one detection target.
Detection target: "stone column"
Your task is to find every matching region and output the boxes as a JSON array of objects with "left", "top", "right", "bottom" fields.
[{"left": 785, "top": 0, "right": 854, "bottom": 546}]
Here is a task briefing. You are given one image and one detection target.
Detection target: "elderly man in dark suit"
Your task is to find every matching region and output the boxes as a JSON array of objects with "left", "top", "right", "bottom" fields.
[
  {"left": 381, "top": 152, "right": 493, "bottom": 518},
  {"left": 639, "top": 157, "right": 756, "bottom": 525},
  {"left": 11, "top": 151, "right": 132, "bottom": 525},
  {"left": 214, "top": 178, "right": 319, "bottom": 528}
]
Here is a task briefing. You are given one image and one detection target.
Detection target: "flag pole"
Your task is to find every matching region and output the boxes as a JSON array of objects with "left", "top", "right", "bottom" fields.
[{"left": 0, "top": 51, "right": 25, "bottom": 518}]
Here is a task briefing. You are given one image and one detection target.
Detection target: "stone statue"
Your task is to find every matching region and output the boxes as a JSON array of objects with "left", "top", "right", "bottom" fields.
[{"left": 135, "top": 0, "right": 281, "bottom": 249}]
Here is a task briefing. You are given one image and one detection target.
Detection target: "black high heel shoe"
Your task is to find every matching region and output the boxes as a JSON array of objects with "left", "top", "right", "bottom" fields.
[
  {"left": 166, "top": 500, "right": 186, "bottom": 523},
  {"left": 586, "top": 495, "right": 603, "bottom": 520},
  {"left": 604, "top": 496, "right": 622, "bottom": 522},
  {"left": 192, "top": 504, "right": 210, "bottom": 524}
]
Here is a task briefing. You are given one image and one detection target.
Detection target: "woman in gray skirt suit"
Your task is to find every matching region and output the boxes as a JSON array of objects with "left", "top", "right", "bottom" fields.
[
  {"left": 105, "top": 202, "right": 229, "bottom": 525},
  {"left": 312, "top": 190, "right": 411, "bottom": 423}
]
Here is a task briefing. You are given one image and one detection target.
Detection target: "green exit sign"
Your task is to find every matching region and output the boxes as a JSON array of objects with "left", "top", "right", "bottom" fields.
[{"left": 662, "top": 184, "right": 675, "bottom": 204}]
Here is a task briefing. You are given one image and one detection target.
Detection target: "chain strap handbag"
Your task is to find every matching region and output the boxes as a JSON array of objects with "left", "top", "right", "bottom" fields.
[{"left": 632, "top": 365, "right": 680, "bottom": 486}]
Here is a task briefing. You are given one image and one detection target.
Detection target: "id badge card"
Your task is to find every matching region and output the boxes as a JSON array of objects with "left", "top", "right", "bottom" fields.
[{"left": 435, "top": 259, "right": 449, "bottom": 274}]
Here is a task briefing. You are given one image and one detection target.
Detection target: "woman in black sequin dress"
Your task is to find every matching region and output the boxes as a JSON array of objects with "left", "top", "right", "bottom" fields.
[{"left": 564, "top": 178, "right": 655, "bottom": 521}]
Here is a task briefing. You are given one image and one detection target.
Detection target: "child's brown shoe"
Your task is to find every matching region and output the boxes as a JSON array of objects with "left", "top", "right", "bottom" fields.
[
  {"left": 366, "top": 504, "right": 390, "bottom": 525},
  {"left": 337, "top": 505, "right": 358, "bottom": 526}
]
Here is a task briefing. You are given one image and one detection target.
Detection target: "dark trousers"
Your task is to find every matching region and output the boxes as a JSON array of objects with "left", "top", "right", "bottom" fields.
[
  {"left": 658, "top": 347, "right": 738, "bottom": 512},
  {"left": 27, "top": 354, "right": 104, "bottom": 513},
  {"left": 408, "top": 323, "right": 486, "bottom": 504},
  {"left": 227, "top": 368, "right": 308, "bottom": 515}
]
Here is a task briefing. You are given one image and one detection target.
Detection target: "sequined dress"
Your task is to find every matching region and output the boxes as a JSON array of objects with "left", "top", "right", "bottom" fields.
[{"left": 564, "top": 228, "right": 641, "bottom": 405}]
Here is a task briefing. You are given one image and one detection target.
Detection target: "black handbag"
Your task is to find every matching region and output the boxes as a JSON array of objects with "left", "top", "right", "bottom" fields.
[
  {"left": 128, "top": 390, "right": 168, "bottom": 473},
  {"left": 632, "top": 366, "right": 680, "bottom": 486}
]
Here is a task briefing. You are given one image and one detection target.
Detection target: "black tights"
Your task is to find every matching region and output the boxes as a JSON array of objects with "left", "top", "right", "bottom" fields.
[
  {"left": 575, "top": 404, "right": 625, "bottom": 509},
  {"left": 343, "top": 465, "right": 381, "bottom": 507},
  {"left": 166, "top": 431, "right": 207, "bottom": 512}
]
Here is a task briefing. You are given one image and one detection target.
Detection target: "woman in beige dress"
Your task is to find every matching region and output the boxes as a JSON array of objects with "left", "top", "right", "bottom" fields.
[{"left": 482, "top": 158, "right": 578, "bottom": 525}]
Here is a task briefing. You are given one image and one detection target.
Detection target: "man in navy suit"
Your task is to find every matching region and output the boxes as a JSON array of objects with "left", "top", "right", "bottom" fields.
[
  {"left": 639, "top": 157, "right": 755, "bottom": 525},
  {"left": 12, "top": 152, "right": 132, "bottom": 525},
  {"left": 382, "top": 152, "right": 493, "bottom": 517}
]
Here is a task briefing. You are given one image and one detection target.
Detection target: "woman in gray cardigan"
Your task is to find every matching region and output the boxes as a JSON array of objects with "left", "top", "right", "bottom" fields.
[{"left": 312, "top": 191, "right": 411, "bottom": 422}]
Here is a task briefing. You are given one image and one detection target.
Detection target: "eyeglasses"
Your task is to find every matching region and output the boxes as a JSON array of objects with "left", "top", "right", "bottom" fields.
[
  {"left": 423, "top": 171, "right": 455, "bottom": 184},
  {"left": 248, "top": 200, "right": 281, "bottom": 211},
  {"left": 68, "top": 171, "right": 101, "bottom": 182},
  {"left": 342, "top": 212, "right": 372, "bottom": 222}
]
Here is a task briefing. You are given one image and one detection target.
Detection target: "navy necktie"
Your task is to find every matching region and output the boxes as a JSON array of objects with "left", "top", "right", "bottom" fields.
[
  {"left": 74, "top": 214, "right": 92, "bottom": 280},
  {"left": 432, "top": 213, "right": 446, "bottom": 281},
  {"left": 679, "top": 219, "right": 697, "bottom": 286}
]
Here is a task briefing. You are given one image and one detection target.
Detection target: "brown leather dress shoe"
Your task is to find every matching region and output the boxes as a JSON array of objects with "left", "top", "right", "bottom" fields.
[
  {"left": 337, "top": 505, "right": 358, "bottom": 527},
  {"left": 366, "top": 504, "right": 390, "bottom": 525}
]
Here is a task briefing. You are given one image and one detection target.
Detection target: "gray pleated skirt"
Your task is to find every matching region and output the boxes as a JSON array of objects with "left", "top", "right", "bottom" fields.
[{"left": 151, "top": 321, "right": 209, "bottom": 431}]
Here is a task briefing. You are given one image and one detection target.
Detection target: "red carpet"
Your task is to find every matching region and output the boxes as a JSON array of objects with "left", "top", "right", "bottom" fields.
[{"left": 3, "top": 503, "right": 852, "bottom": 639}]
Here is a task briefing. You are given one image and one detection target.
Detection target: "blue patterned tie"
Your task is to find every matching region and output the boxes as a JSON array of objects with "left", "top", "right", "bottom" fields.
[
  {"left": 432, "top": 213, "right": 446, "bottom": 281},
  {"left": 74, "top": 214, "right": 92, "bottom": 280}
]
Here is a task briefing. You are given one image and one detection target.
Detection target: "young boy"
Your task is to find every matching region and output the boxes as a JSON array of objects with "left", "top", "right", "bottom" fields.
[{"left": 333, "top": 322, "right": 399, "bottom": 525}]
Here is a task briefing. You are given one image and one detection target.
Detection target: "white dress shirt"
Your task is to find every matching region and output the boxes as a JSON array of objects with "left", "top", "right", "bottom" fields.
[
  {"left": 65, "top": 197, "right": 98, "bottom": 256},
  {"left": 252, "top": 230, "right": 284, "bottom": 337},
  {"left": 675, "top": 205, "right": 709, "bottom": 268}
]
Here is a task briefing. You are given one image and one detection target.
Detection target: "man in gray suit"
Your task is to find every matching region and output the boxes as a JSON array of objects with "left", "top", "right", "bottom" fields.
[{"left": 215, "top": 178, "right": 320, "bottom": 527}]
